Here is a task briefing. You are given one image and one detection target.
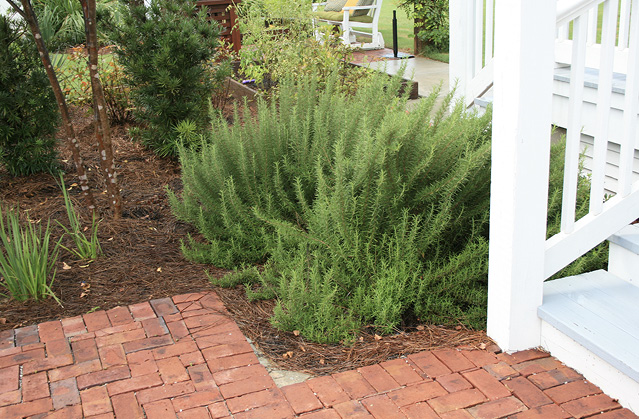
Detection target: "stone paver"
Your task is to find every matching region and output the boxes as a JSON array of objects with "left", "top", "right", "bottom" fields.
[{"left": 0, "top": 291, "right": 636, "bottom": 418}]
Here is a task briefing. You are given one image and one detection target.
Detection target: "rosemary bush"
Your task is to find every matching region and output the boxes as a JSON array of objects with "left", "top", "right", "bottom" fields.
[{"left": 171, "top": 73, "right": 604, "bottom": 343}]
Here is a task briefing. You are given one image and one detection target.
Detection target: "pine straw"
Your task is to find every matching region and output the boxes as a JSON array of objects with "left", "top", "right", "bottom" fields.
[
  {"left": 0, "top": 103, "right": 494, "bottom": 378},
  {"left": 217, "top": 287, "right": 494, "bottom": 376}
]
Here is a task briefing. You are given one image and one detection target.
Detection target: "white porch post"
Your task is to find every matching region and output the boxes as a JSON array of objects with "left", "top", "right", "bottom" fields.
[
  {"left": 449, "top": 0, "right": 474, "bottom": 102},
  {"left": 486, "top": 0, "right": 556, "bottom": 351}
]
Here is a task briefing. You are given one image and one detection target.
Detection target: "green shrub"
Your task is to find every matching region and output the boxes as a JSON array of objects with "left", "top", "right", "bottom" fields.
[
  {"left": 57, "top": 48, "right": 133, "bottom": 124},
  {"left": 32, "top": 0, "right": 121, "bottom": 51},
  {"left": 0, "top": 15, "right": 59, "bottom": 176},
  {"left": 171, "top": 73, "right": 604, "bottom": 343},
  {"left": 112, "top": 0, "right": 221, "bottom": 158},
  {"left": 236, "top": 0, "right": 365, "bottom": 90},
  {"left": 399, "top": 0, "right": 449, "bottom": 52},
  {"left": 0, "top": 205, "right": 61, "bottom": 304}
]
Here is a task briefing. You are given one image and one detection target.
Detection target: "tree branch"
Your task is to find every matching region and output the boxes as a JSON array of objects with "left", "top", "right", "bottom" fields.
[{"left": 6, "top": 0, "right": 27, "bottom": 19}]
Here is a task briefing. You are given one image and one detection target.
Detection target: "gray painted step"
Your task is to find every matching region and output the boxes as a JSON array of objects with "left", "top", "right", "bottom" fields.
[
  {"left": 474, "top": 66, "right": 628, "bottom": 109},
  {"left": 554, "top": 66, "right": 627, "bottom": 95},
  {"left": 539, "top": 270, "right": 639, "bottom": 382},
  {"left": 609, "top": 224, "right": 639, "bottom": 255}
]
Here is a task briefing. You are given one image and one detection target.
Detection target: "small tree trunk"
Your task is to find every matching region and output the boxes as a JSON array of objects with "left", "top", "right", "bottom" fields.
[
  {"left": 11, "top": 0, "right": 96, "bottom": 211},
  {"left": 414, "top": 17, "right": 425, "bottom": 55},
  {"left": 79, "top": 0, "right": 123, "bottom": 218}
]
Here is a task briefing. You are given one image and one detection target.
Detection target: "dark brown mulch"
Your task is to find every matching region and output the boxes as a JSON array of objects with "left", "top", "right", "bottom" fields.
[{"left": 0, "top": 104, "right": 493, "bottom": 377}]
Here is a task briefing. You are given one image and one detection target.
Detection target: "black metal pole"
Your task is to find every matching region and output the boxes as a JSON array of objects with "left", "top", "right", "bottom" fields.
[{"left": 392, "top": 10, "right": 398, "bottom": 57}]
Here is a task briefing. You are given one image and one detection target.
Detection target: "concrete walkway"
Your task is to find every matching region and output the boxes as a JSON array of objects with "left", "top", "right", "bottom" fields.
[
  {"left": 0, "top": 291, "right": 636, "bottom": 418},
  {"left": 351, "top": 49, "right": 450, "bottom": 97}
]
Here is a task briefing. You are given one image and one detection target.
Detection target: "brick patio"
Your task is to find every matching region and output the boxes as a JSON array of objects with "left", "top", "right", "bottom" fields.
[{"left": 0, "top": 291, "right": 636, "bottom": 418}]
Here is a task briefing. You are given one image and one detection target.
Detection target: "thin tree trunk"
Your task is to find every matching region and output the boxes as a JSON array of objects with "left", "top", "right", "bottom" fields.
[
  {"left": 79, "top": 0, "right": 123, "bottom": 218},
  {"left": 10, "top": 0, "right": 96, "bottom": 211}
]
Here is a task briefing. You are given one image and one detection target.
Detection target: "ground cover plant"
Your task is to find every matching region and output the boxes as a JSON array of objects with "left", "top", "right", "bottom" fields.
[{"left": 171, "top": 72, "right": 606, "bottom": 344}]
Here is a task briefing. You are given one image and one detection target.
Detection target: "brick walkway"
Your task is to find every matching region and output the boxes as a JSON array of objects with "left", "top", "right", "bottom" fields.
[{"left": 0, "top": 292, "right": 636, "bottom": 418}]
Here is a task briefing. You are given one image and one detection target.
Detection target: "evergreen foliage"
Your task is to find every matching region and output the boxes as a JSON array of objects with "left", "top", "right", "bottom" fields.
[
  {"left": 171, "top": 72, "right": 605, "bottom": 343},
  {"left": 112, "top": 0, "right": 221, "bottom": 157},
  {"left": 0, "top": 15, "right": 59, "bottom": 176}
]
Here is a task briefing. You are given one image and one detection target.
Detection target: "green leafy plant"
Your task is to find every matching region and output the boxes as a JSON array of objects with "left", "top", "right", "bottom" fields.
[
  {"left": 57, "top": 176, "right": 102, "bottom": 260},
  {"left": 32, "top": 0, "right": 121, "bottom": 51},
  {"left": 171, "top": 73, "right": 604, "bottom": 344},
  {"left": 0, "top": 15, "right": 59, "bottom": 176},
  {"left": 236, "top": 0, "right": 367, "bottom": 92},
  {"left": 0, "top": 206, "right": 61, "bottom": 304},
  {"left": 112, "top": 0, "right": 222, "bottom": 158},
  {"left": 56, "top": 46, "right": 133, "bottom": 124},
  {"left": 399, "top": 0, "right": 449, "bottom": 53}
]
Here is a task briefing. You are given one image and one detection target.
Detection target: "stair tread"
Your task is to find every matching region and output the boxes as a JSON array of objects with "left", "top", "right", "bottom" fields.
[
  {"left": 539, "top": 270, "right": 639, "bottom": 381},
  {"left": 553, "top": 66, "right": 627, "bottom": 94},
  {"left": 609, "top": 224, "right": 639, "bottom": 255}
]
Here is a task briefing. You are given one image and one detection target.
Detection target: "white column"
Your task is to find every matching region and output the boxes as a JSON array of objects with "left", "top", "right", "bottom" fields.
[
  {"left": 486, "top": 0, "right": 556, "bottom": 352},
  {"left": 449, "top": 0, "right": 474, "bottom": 103}
]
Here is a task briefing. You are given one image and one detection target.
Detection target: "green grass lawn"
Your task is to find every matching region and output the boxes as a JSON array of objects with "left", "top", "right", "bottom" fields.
[
  {"left": 358, "top": 1, "right": 449, "bottom": 62},
  {"left": 377, "top": 0, "right": 413, "bottom": 51}
]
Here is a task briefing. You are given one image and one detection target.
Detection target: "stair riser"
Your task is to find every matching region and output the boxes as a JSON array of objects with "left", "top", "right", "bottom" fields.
[
  {"left": 609, "top": 242, "right": 639, "bottom": 287},
  {"left": 540, "top": 321, "right": 639, "bottom": 413}
]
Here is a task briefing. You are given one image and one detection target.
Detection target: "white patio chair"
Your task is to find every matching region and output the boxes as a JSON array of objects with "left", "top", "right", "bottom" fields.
[{"left": 312, "top": 0, "right": 384, "bottom": 50}]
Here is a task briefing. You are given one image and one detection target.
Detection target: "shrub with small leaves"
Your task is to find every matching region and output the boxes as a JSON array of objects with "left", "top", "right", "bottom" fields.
[
  {"left": 57, "top": 46, "right": 133, "bottom": 125},
  {"left": 171, "top": 73, "right": 605, "bottom": 343},
  {"left": 0, "top": 15, "right": 59, "bottom": 176},
  {"left": 112, "top": 0, "right": 222, "bottom": 158}
]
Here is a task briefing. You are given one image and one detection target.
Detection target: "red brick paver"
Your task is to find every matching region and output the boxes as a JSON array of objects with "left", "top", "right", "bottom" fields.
[{"left": 0, "top": 291, "right": 636, "bottom": 418}]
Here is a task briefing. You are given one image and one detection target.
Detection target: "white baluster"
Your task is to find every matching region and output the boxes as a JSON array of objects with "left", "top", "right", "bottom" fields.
[
  {"left": 475, "top": 0, "right": 484, "bottom": 73},
  {"left": 587, "top": 7, "right": 597, "bottom": 44},
  {"left": 485, "top": 0, "right": 494, "bottom": 61},
  {"left": 619, "top": 0, "right": 631, "bottom": 48},
  {"left": 619, "top": 0, "right": 639, "bottom": 195},
  {"left": 591, "top": 0, "right": 619, "bottom": 214},
  {"left": 562, "top": 16, "right": 588, "bottom": 233}
]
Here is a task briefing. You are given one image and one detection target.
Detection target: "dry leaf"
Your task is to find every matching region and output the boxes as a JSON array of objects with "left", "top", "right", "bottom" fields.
[
  {"left": 374, "top": 334, "right": 382, "bottom": 341},
  {"left": 80, "top": 292, "right": 88, "bottom": 298},
  {"left": 293, "top": 330, "right": 300, "bottom": 336},
  {"left": 71, "top": 183, "right": 78, "bottom": 187},
  {"left": 282, "top": 351, "right": 294, "bottom": 359},
  {"left": 0, "top": 318, "right": 6, "bottom": 324},
  {"left": 416, "top": 325, "right": 425, "bottom": 331},
  {"left": 359, "top": 337, "right": 364, "bottom": 342},
  {"left": 156, "top": 267, "right": 162, "bottom": 272},
  {"left": 479, "top": 342, "right": 487, "bottom": 350},
  {"left": 62, "top": 262, "right": 72, "bottom": 270},
  {"left": 319, "top": 358, "right": 325, "bottom": 365},
  {"left": 455, "top": 325, "right": 462, "bottom": 331},
  {"left": 299, "top": 345, "right": 306, "bottom": 352},
  {"left": 107, "top": 237, "right": 114, "bottom": 241}
]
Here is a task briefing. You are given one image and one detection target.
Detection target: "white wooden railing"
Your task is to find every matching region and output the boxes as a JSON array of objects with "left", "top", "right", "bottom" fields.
[
  {"left": 545, "top": 0, "right": 639, "bottom": 278},
  {"left": 450, "top": 0, "right": 495, "bottom": 107},
  {"left": 456, "top": 0, "right": 639, "bottom": 352}
]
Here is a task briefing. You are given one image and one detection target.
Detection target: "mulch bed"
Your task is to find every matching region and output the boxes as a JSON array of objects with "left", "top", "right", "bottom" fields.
[{"left": 0, "top": 102, "right": 493, "bottom": 377}]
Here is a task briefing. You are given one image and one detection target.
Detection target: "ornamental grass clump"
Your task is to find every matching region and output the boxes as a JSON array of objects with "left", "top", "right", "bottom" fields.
[
  {"left": 57, "top": 176, "right": 102, "bottom": 260},
  {"left": 171, "top": 72, "right": 602, "bottom": 343},
  {"left": 0, "top": 206, "right": 61, "bottom": 304}
]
